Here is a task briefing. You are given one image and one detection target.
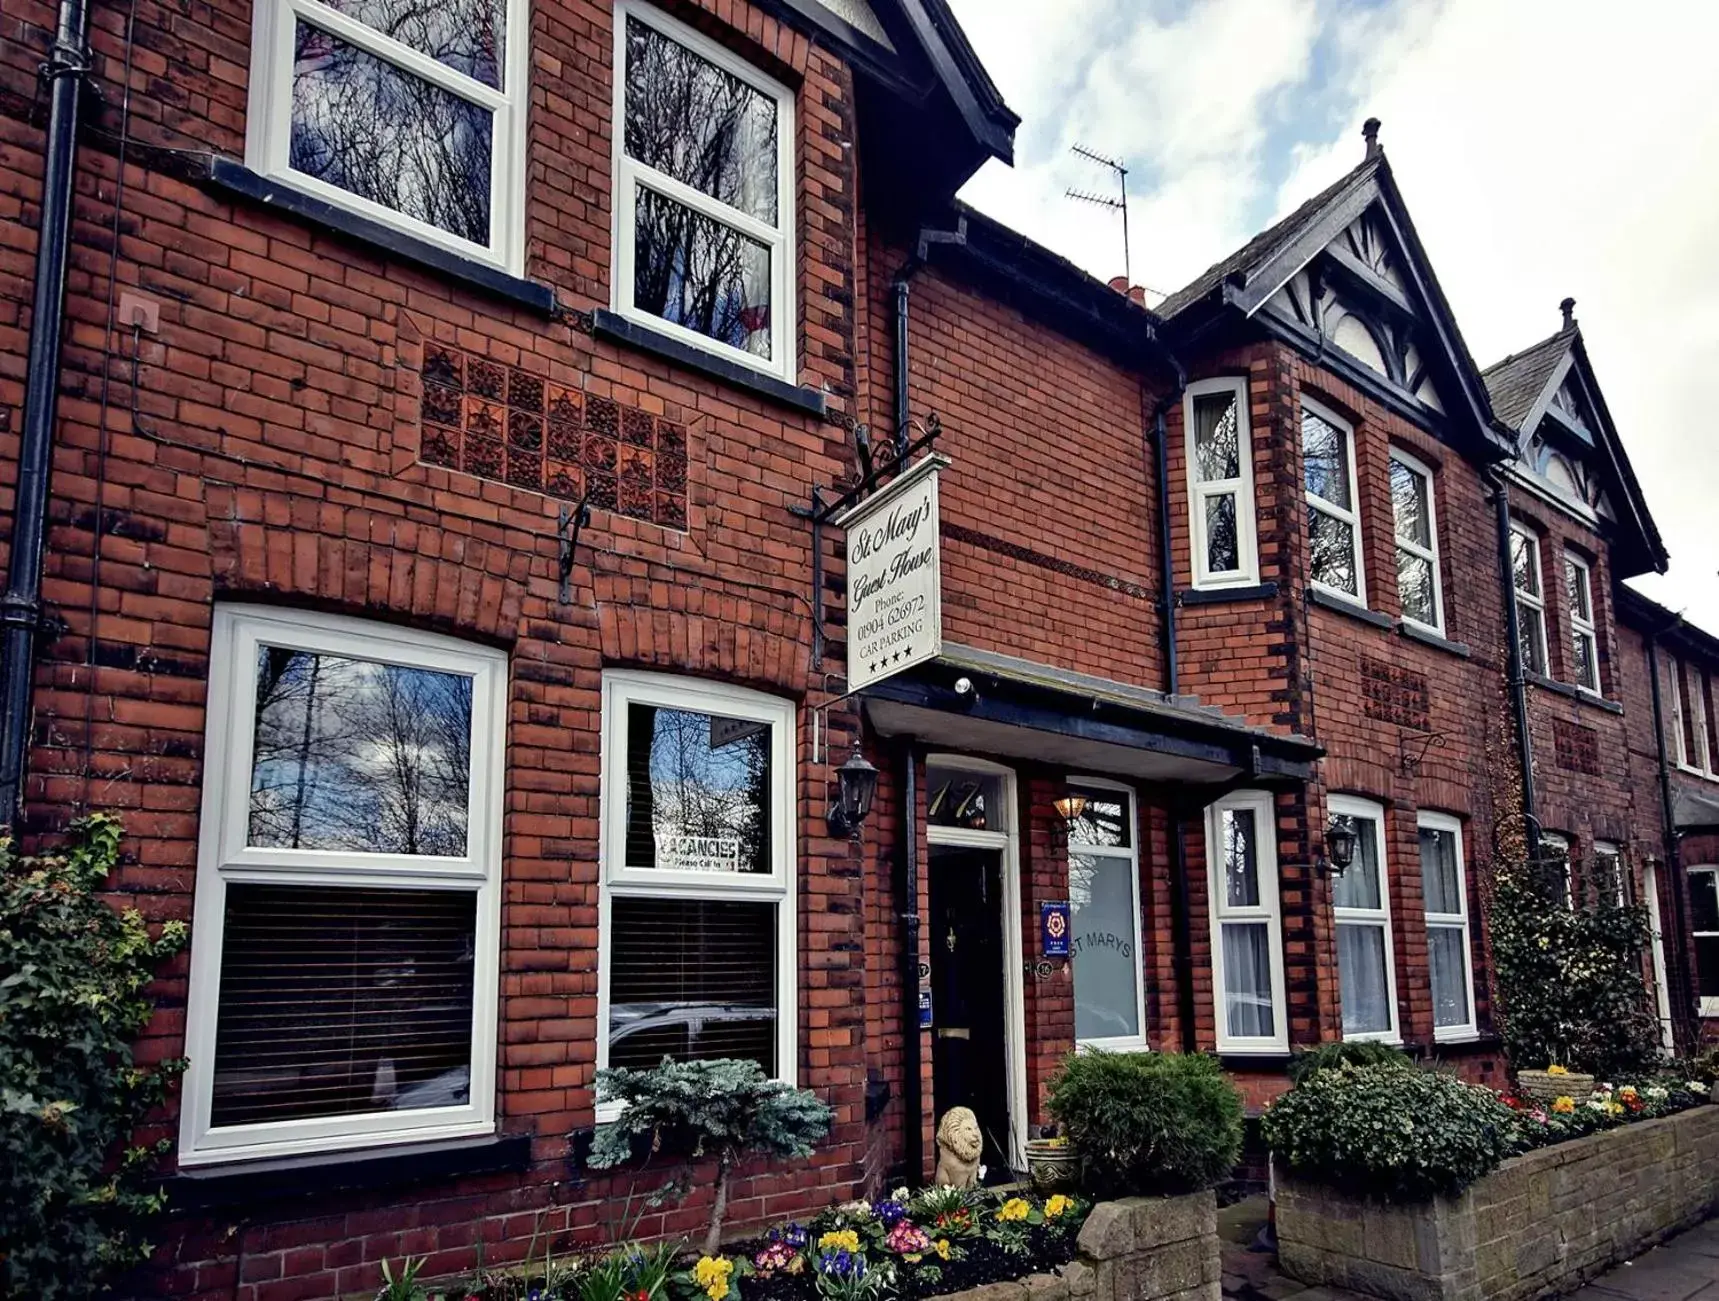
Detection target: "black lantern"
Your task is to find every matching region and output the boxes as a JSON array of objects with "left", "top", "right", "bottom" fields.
[
  {"left": 1323, "top": 818, "right": 1359, "bottom": 877},
  {"left": 828, "top": 741, "right": 880, "bottom": 837}
]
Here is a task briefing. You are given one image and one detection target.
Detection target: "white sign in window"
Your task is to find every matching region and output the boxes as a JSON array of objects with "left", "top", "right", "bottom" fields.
[
  {"left": 1066, "top": 782, "right": 1145, "bottom": 1050},
  {"left": 835, "top": 457, "right": 945, "bottom": 694},
  {"left": 1207, "top": 791, "right": 1287, "bottom": 1053}
]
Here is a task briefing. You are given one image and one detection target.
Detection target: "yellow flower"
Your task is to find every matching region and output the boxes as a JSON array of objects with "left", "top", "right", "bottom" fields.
[
  {"left": 1044, "top": 1195, "right": 1074, "bottom": 1219},
  {"left": 997, "top": 1198, "right": 1031, "bottom": 1223},
  {"left": 818, "top": 1230, "right": 861, "bottom": 1253},
  {"left": 694, "top": 1257, "right": 734, "bottom": 1301},
  {"left": 1551, "top": 1096, "right": 1575, "bottom": 1114},
  {"left": 1546, "top": 1064, "right": 1569, "bottom": 1077},
  {"left": 935, "top": 1240, "right": 951, "bottom": 1261},
  {"left": 1606, "top": 1100, "right": 1625, "bottom": 1116}
]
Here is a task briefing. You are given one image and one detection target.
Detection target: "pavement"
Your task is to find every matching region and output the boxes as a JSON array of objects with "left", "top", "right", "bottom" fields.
[{"left": 1216, "top": 1195, "right": 1719, "bottom": 1301}]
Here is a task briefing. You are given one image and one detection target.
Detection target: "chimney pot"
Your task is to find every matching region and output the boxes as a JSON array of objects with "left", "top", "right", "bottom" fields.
[
  {"left": 1560, "top": 297, "right": 1577, "bottom": 329},
  {"left": 1108, "top": 275, "right": 1130, "bottom": 294},
  {"left": 1127, "top": 285, "right": 1146, "bottom": 306},
  {"left": 1362, "top": 117, "right": 1382, "bottom": 158}
]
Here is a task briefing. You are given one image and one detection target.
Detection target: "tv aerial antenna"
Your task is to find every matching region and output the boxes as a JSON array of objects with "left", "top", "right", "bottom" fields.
[{"left": 1066, "top": 143, "right": 1131, "bottom": 287}]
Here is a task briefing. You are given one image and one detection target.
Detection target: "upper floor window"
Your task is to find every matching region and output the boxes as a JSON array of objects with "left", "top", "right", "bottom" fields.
[
  {"left": 1184, "top": 378, "right": 1259, "bottom": 589},
  {"left": 1564, "top": 552, "right": 1600, "bottom": 694},
  {"left": 1207, "top": 791, "right": 1287, "bottom": 1054},
  {"left": 1329, "top": 796, "right": 1398, "bottom": 1042},
  {"left": 612, "top": 2, "right": 796, "bottom": 381},
  {"left": 597, "top": 672, "right": 797, "bottom": 1115},
  {"left": 1390, "top": 450, "right": 1442, "bottom": 633},
  {"left": 1066, "top": 782, "right": 1145, "bottom": 1051},
  {"left": 247, "top": 0, "right": 527, "bottom": 270},
  {"left": 1671, "top": 657, "right": 1711, "bottom": 775},
  {"left": 180, "top": 607, "right": 508, "bottom": 1165},
  {"left": 1510, "top": 525, "right": 1549, "bottom": 678},
  {"left": 1302, "top": 400, "right": 1365, "bottom": 604}
]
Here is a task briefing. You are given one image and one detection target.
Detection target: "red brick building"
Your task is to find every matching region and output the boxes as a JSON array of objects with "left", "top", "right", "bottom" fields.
[{"left": 0, "top": 0, "right": 1711, "bottom": 1295}]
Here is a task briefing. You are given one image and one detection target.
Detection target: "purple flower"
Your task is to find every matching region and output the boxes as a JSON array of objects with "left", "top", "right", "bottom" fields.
[
  {"left": 782, "top": 1223, "right": 810, "bottom": 1250},
  {"left": 876, "top": 1200, "right": 907, "bottom": 1228}
]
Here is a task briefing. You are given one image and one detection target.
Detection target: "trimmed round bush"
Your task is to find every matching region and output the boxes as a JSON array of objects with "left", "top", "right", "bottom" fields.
[
  {"left": 1046, "top": 1050, "right": 1242, "bottom": 1196},
  {"left": 1286, "top": 1039, "right": 1412, "bottom": 1087},
  {"left": 1262, "top": 1063, "right": 1517, "bottom": 1202}
]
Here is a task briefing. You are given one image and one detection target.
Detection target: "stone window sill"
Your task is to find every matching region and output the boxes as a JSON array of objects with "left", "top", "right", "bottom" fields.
[
  {"left": 1399, "top": 621, "right": 1472, "bottom": 658},
  {"left": 592, "top": 310, "right": 828, "bottom": 418},
  {"left": 1526, "top": 673, "right": 1624, "bottom": 716},
  {"left": 1180, "top": 581, "right": 1279, "bottom": 607},
  {"left": 1310, "top": 587, "right": 1394, "bottom": 630}
]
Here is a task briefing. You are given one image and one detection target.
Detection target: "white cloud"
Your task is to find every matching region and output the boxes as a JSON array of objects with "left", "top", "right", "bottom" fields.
[{"left": 946, "top": 0, "right": 1719, "bottom": 630}]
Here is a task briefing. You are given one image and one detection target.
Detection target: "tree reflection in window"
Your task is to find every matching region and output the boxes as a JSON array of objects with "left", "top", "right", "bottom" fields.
[
  {"left": 623, "top": 704, "right": 772, "bottom": 874},
  {"left": 290, "top": 21, "right": 493, "bottom": 243},
  {"left": 318, "top": 0, "right": 505, "bottom": 85},
  {"left": 632, "top": 188, "right": 772, "bottom": 357},
  {"left": 248, "top": 646, "right": 474, "bottom": 856}
]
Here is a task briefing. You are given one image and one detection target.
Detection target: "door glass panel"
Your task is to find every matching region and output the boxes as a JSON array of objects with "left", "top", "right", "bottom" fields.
[{"left": 927, "top": 767, "right": 1005, "bottom": 832}]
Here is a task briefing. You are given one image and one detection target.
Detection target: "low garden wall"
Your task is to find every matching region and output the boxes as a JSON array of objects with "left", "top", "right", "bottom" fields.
[
  {"left": 932, "top": 1192, "right": 1219, "bottom": 1301},
  {"left": 1277, "top": 1105, "right": 1719, "bottom": 1301}
]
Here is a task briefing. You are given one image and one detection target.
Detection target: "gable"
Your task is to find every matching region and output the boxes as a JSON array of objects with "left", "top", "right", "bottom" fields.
[
  {"left": 1260, "top": 196, "right": 1454, "bottom": 417},
  {"left": 811, "top": 0, "right": 894, "bottom": 48}
]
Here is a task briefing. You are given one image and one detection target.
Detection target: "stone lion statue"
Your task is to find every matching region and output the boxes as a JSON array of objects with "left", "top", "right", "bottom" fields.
[{"left": 933, "top": 1106, "right": 983, "bottom": 1188}]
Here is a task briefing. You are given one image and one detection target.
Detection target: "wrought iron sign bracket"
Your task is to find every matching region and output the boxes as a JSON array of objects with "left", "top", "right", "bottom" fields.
[
  {"left": 557, "top": 490, "right": 593, "bottom": 605},
  {"left": 791, "top": 413, "right": 943, "bottom": 671}
]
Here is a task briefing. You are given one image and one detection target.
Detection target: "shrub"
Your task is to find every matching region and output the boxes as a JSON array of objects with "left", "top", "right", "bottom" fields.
[
  {"left": 1046, "top": 1051, "right": 1242, "bottom": 1197},
  {"left": 1262, "top": 1064, "right": 1517, "bottom": 1202},
  {"left": 1286, "top": 1040, "right": 1412, "bottom": 1087},
  {"left": 589, "top": 1057, "right": 833, "bottom": 1255},
  {"left": 1, "top": 815, "right": 188, "bottom": 1299}
]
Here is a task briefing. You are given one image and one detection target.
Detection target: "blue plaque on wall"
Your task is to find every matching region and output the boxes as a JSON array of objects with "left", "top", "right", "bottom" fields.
[
  {"left": 918, "top": 988, "right": 934, "bottom": 1028},
  {"left": 1041, "top": 901, "right": 1071, "bottom": 957}
]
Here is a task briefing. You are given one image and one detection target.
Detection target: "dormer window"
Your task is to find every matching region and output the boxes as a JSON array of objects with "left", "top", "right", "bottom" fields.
[{"left": 612, "top": 2, "right": 796, "bottom": 381}]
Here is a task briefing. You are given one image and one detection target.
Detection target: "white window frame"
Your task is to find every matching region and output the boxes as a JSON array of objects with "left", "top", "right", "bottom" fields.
[
  {"left": 1389, "top": 449, "right": 1443, "bottom": 635},
  {"left": 1592, "top": 840, "right": 1625, "bottom": 908},
  {"left": 1511, "top": 525, "right": 1550, "bottom": 679},
  {"left": 595, "top": 671, "right": 798, "bottom": 1122},
  {"left": 1418, "top": 811, "right": 1476, "bottom": 1043},
  {"left": 1565, "top": 552, "right": 1600, "bottom": 695},
  {"left": 245, "top": 0, "right": 529, "bottom": 273},
  {"left": 1329, "top": 794, "right": 1399, "bottom": 1044},
  {"left": 1540, "top": 830, "right": 1573, "bottom": 910},
  {"left": 179, "top": 605, "right": 508, "bottom": 1166},
  {"left": 1206, "top": 790, "right": 1288, "bottom": 1055},
  {"left": 1184, "top": 376, "right": 1260, "bottom": 590},
  {"left": 1703, "top": 669, "right": 1719, "bottom": 780},
  {"left": 610, "top": 1, "right": 797, "bottom": 383},
  {"left": 1067, "top": 777, "right": 1147, "bottom": 1053},
  {"left": 1301, "top": 397, "right": 1367, "bottom": 607},
  {"left": 1691, "top": 865, "right": 1719, "bottom": 1018}
]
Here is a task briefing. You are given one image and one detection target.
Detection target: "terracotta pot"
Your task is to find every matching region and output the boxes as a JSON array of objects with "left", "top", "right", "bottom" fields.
[{"left": 1517, "top": 1069, "right": 1595, "bottom": 1103}]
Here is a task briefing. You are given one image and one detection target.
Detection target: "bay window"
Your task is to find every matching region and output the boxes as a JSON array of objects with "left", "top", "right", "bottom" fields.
[
  {"left": 1184, "top": 377, "right": 1259, "bottom": 589},
  {"left": 1302, "top": 400, "right": 1365, "bottom": 603},
  {"left": 1418, "top": 812, "right": 1475, "bottom": 1041},
  {"left": 245, "top": 0, "right": 528, "bottom": 269},
  {"left": 181, "top": 607, "right": 507, "bottom": 1164},
  {"left": 612, "top": 1, "right": 796, "bottom": 380},
  {"left": 1511, "top": 525, "right": 1549, "bottom": 678},
  {"left": 1565, "top": 552, "right": 1600, "bottom": 694},
  {"left": 1067, "top": 782, "right": 1145, "bottom": 1050},
  {"left": 1390, "top": 450, "right": 1443, "bottom": 633},
  {"left": 1329, "top": 796, "right": 1398, "bottom": 1041},
  {"left": 1206, "top": 791, "right": 1287, "bottom": 1053},
  {"left": 598, "top": 672, "right": 796, "bottom": 1114}
]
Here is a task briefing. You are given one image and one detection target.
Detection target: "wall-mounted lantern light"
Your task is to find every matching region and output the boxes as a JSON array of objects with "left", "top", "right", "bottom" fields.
[
  {"left": 827, "top": 741, "right": 879, "bottom": 837},
  {"left": 1320, "top": 817, "right": 1359, "bottom": 878},
  {"left": 1052, "top": 793, "right": 1088, "bottom": 830}
]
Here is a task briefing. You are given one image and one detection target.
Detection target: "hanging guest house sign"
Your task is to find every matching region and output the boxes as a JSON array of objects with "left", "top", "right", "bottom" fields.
[{"left": 834, "top": 456, "right": 947, "bottom": 693}]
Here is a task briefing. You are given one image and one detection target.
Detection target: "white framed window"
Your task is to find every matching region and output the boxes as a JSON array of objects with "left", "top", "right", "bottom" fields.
[
  {"left": 1689, "top": 866, "right": 1719, "bottom": 1017},
  {"left": 1390, "top": 450, "right": 1443, "bottom": 633},
  {"left": 611, "top": 1, "right": 796, "bottom": 381},
  {"left": 180, "top": 606, "right": 507, "bottom": 1166},
  {"left": 1593, "top": 840, "right": 1624, "bottom": 908},
  {"left": 596, "top": 671, "right": 797, "bottom": 1119},
  {"left": 1418, "top": 812, "right": 1475, "bottom": 1041},
  {"left": 1510, "top": 525, "right": 1549, "bottom": 679},
  {"left": 1703, "top": 671, "right": 1719, "bottom": 779},
  {"left": 1565, "top": 552, "right": 1600, "bottom": 694},
  {"left": 1184, "top": 377, "right": 1259, "bottom": 589},
  {"left": 1302, "top": 398, "right": 1366, "bottom": 604},
  {"left": 245, "top": 0, "right": 528, "bottom": 272},
  {"left": 1671, "top": 657, "right": 1708, "bottom": 773},
  {"left": 1329, "top": 795, "right": 1398, "bottom": 1042},
  {"left": 1540, "top": 830, "right": 1573, "bottom": 910},
  {"left": 1067, "top": 780, "right": 1147, "bottom": 1051},
  {"left": 1206, "top": 791, "right": 1287, "bottom": 1054}
]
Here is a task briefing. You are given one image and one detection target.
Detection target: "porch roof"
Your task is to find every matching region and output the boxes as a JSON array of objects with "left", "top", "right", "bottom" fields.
[{"left": 860, "top": 642, "right": 1321, "bottom": 787}]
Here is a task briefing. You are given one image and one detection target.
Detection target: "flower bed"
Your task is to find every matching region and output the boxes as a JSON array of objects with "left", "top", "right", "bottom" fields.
[{"left": 1497, "top": 1076, "right": 1707, "bottom": 1152}]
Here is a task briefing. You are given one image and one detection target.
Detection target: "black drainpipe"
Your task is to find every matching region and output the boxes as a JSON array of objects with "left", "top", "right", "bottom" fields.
[
  {"left": 890, "top": 221, "right": 966, "bottom": 451},
  {"left": 0, "top": 0, "right": 92, "bottom": 826},
  {"left": 896, "top": 745, "right": 923, "bottom": 1182},
  {"left": 1645, "top": 626, "right": 1694, "bottom": 1048},
  {"left": 1487, "top": 469, "right": 1540, "bottom": 862}
]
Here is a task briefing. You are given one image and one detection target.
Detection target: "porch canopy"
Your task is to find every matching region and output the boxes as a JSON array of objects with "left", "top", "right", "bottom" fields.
[{"left": 861, "top": 642, "right": 1321, "bottom": 786}]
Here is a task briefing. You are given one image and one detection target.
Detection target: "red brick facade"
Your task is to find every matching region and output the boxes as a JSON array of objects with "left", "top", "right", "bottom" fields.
[{"left": 0, "top": 0, "right": 1710, "bottom": 1296}]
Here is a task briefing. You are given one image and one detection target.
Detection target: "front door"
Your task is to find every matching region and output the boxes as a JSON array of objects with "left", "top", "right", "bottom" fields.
[{"left": 928, "top": 843, "right": 1012, "bottom": 1179}]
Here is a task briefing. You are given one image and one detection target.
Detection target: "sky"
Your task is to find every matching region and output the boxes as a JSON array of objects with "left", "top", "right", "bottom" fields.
[{"left": 943, "top": 0, "right": 1719, "bottom": 633}]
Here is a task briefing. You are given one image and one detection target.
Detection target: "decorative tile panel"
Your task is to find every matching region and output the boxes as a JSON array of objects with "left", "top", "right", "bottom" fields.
[
  {"left": 1360, "top": 657, "right": 1430, "bottom": 732},
  {"left": 418, "top": 343, "right": 689, "bottom": 529},
  {"left": 1554, "top": 718, "right": 1601, "bottom": 776}
]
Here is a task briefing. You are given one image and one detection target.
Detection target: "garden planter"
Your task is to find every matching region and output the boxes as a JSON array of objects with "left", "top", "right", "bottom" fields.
[
  {"left": 1514, "top": 1070, "right": 1595, "bottom": 1104},
  {"left": 1024, "top": 1139, "right": 1077, "bottom": 1192},
  {"left": 1275, "top": 1106, "right": 1719, "bottom": 1301}
]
